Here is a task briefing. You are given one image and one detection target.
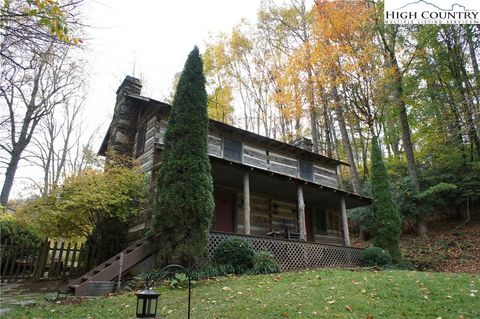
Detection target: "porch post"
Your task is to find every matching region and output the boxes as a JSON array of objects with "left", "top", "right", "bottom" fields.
[
  {"left": 297, "top": 185, "right": 306, "bottom": 241},
  {"left": 341, "top": 196, "right": 351, "bottom": 246},
  {"left": 243, "top": 171, "right": 251, "bottom": 235}
]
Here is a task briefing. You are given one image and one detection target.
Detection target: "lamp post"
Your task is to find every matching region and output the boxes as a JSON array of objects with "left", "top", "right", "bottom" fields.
[{"left": 136, "top": 264, "right": 192, "bottom": 319}]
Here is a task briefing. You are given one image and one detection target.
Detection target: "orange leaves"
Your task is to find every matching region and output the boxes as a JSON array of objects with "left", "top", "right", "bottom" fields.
[{"left": 312, "top": 2, "right": 380, "bottom": 73}]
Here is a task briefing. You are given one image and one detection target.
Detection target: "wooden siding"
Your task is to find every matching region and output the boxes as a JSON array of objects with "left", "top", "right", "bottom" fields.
[
  {"left": 313, "top": 165, "right": 338, "bottom": 188},
  {"left": 233, "top": 191, "right": 343, "bottom": 245},
  {"left": 152, "top": 119, "right": 339, "bottom": 189},
  {"left": 207, "top": 135, "right": 222, "bottom": 156},
  {"left": 134, "top": 116, "right": 157, "bottom": 174}
]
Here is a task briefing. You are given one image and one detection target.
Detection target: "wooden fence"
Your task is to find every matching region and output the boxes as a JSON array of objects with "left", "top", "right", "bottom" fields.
[{"left": 0, "top": 239, "right": 98, "bottom": 282}]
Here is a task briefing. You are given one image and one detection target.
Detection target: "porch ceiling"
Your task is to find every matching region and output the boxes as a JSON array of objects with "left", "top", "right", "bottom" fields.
[{"left": 211, "top": 157, "right": 370, "bottom": 210}]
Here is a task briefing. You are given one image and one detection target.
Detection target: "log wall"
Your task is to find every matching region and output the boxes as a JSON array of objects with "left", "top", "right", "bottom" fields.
[
  {"left": 152, "top": 121, "right": 339, "bottom": 189},
  {"left": 130, "top": 114, "right": 343, "bottom": 244},
  {"left": 229, "top": 189, "right": 343, "bottom": 245}
]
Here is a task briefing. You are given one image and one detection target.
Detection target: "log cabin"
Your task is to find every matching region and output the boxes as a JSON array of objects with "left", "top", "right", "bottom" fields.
[
  {"left": 67, "top": 76, "right": 372, "bottom": 296},
  {"left": 99, "top": 76, "right": 371, "bottom": 247}
]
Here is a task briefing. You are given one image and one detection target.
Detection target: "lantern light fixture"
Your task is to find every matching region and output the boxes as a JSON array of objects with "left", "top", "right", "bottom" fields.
[{"left": 135, "top": 289, "right": 160, "bottom": 319}]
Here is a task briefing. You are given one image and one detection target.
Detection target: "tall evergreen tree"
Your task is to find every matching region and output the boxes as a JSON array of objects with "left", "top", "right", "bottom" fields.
[
  {"left": 150, "top": 47, "right": 214, "bottom": 269},
  {"left": 371, "top": 135, "right": 402, "bottom": 263}
]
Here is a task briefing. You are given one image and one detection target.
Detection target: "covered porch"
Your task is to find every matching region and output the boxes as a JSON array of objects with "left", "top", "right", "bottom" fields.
[{"left": 210, "top": 157, "right": 370, "bottom": 246}]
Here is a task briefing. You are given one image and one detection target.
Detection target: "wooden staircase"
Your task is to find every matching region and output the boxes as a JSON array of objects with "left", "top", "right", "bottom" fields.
[{"left": 69, "top": 237, "right": 153, "bottom": 296}]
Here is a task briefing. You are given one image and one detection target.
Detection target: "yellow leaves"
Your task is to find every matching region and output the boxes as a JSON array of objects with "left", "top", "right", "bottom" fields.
[
  {"left": 230, "top": 27, "right": 252, "bottom": 57},
  {"left": 207, "top": 85, "right": 234, "bottom": 124},
  {"left": 22, "top": 0, "right": 82, "bottom": 45}
]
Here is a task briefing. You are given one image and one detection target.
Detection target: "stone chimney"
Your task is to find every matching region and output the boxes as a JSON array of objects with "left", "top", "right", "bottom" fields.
[
  {"left": 106, "top": 76, "right": 143, "bottom": 158},
  {"left": 292, "top": 137, "right": 313, "bottom": 152},
  {"left": 116, "top": 75, "right": 142, "bottom": 96}
]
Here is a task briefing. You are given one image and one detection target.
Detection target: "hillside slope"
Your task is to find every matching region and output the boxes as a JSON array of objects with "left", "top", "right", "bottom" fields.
[{"left": 354, "top": 215, "right": 480, "bottom": 273}]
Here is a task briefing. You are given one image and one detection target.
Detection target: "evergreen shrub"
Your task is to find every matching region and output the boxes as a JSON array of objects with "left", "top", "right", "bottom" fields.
[
  {"left": 251, "top": 250, "right": 281, "bottom": 274},
  {"left": 213, "top": 238, "right": 255, "bottom": 273},
  {"left": 361, "top": 246, "right": 392, "bottom": 266}
]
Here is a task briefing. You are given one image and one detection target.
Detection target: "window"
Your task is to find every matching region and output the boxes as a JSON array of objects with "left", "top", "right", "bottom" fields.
[
  {"left": 299, "top": 160, "right": 313, "bottom": 181},
  {"left": 315, "top": 208, "right": 327, "bottom": 233},
  {"left": 136, "top": 125, "right": 146, "bottom": 154},
  {"left": 223, "top": 138, "right": 242, "bottom": 162}
]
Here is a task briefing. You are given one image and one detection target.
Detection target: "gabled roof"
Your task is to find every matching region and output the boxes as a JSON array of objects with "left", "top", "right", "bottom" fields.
[{"left": 99, "top": 93, "right": 348, "bottom": 167}]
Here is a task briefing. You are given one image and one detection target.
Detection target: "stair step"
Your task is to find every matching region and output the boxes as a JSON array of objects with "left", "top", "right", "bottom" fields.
[{"left": 71, "top": 236, "right": 153, "bottom": 296}]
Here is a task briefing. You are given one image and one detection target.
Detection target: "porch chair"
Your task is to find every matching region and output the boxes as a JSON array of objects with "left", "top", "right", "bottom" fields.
[{"left": 285, "top": 227, "right": 300, "bottom": 240}]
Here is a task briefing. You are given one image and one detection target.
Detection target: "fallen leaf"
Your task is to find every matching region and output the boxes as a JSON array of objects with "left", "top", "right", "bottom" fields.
[
  {"left": 222, "top": 287, "right": 232, "bottom": 291},
  {"left": 345, "top": 305, "right": 352, "bottom": 312}
]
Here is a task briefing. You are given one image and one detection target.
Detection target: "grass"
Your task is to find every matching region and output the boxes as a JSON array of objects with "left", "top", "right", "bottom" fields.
[{"left": 4, "top": 269, "right": 479, "bottom": 319}]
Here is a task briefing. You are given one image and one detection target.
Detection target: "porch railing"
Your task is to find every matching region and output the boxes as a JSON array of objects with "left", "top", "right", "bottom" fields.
[{"left": 208, "top": 231, "right": 364, "bottom": 271}]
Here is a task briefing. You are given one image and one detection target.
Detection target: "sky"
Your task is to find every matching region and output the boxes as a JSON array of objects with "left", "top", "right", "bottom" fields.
[
  {"left": 9, "top": 0, "right": 283, "bottom": 199},
  {"left": 83, "top": 0, "right": 265, "bottom": 133}
]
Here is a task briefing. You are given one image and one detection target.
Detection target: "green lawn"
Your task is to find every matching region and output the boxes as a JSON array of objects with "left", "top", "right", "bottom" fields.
[{"left": 5, "top": 269, "right": 479, "bottom": 319}]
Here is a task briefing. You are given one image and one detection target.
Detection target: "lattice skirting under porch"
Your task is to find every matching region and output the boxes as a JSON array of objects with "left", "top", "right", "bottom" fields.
[{"left": 208, "top": 231, "right": 364, "bottom": 271}]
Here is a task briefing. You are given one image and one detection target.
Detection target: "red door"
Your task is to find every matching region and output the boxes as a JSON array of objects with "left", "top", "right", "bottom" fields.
[{"left": 213, "top": 190, "right": 235, "bottom": 232}]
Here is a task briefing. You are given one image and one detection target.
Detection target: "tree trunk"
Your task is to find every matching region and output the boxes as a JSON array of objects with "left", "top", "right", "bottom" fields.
[
  {"left": 306, "top": 63, "right": 318, "bottom": 153},
  {"left": 392, "top": 66, "right": 426, "bottom": 237},
  {"left": 322, "top": 100, "right": 333, "bottom": 158},
  {"left": 333, "top": 85, "right": 360, "bottom": 193},
  {"left": 467, "top": 27, "right": 480, "bottom": 93},
  {"left": 0, "top": 150, "right": 21, "bottom": 206}
]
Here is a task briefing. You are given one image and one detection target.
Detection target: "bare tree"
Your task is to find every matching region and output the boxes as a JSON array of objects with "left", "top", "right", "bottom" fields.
[
  {"left": 0, "top": 42, "right": 84, "bottom": 205},
  {"left": 26, "top": 92, "right": 85, "bottom": 195}
]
